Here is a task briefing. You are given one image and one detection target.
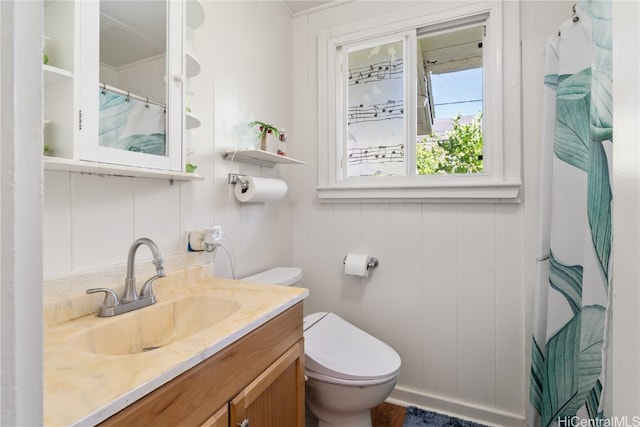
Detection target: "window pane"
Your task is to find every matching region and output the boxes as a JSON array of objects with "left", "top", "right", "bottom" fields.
[
  {"left": 346, "top": 40, "right": 405, "bottom": 177},
  {"left": 417, "top": 26, "right": 484, "bottom": 175}
]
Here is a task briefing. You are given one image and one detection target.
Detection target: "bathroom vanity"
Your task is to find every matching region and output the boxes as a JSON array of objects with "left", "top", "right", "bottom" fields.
[
  {"left": 100, "top": 304, "right": 304, "bottom": 426},
  {"left": 43, "top": 272, "right": 308, "bottom": 426}
]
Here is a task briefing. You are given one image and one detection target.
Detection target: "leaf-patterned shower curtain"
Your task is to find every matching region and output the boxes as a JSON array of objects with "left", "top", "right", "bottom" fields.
[{"left": 528, "top": 1, "right": 612, "bottom": 426}]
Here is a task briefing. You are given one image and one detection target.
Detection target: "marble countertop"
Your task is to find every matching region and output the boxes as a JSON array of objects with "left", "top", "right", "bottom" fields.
[{"left": 44, "top": 276, "right": 308, "bottom": 426}]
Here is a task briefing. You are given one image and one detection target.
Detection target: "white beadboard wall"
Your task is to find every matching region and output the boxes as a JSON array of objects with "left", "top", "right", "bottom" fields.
[
  {"left": 43, "top": 1, "right": 294, "bottom": 288},
  {"left": 290, "top": 1, "right": 573, "bottom": 425}
]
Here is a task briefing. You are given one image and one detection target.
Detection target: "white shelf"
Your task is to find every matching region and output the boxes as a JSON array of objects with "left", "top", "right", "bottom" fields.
[
  {"left": 43, "top": 64, "right": 74, "bottom": 86},
  {"left": 186, "top": 52, "right": 201, "bottom": 78},
  {"left": 44, "top": 157, "right": 204, "bottom": 181},
  {"left": 222, "top": 149, "right": 306, "bottom": 168},
  {"left": 186, "top": 112, "right": 201, "bottom": 129},
  {"left": 186, "top": 0, "right": 205, "bottom": 29}
]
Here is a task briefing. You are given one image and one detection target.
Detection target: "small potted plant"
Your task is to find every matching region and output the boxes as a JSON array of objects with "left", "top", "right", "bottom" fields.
[{"left": 248, "top": 120, "right": 280, "bottom": 151}]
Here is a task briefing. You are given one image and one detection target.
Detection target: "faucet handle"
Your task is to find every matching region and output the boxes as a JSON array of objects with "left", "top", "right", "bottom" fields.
[
  {"left": 86, "top": 288, "right": 120, "bottom": 307},
  {"left": 140, "top": 275, "right": 162, "bottom": 299}
]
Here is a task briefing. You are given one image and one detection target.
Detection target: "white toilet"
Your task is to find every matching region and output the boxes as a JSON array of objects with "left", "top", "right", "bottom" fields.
[{"left": 242, "top": 268, "right": 402, "bottom": 427}]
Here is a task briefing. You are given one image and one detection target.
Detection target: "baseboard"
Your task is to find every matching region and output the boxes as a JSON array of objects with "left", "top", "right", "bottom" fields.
[{"left": 388, "top": 386, "right": 525, "bottom": 427}]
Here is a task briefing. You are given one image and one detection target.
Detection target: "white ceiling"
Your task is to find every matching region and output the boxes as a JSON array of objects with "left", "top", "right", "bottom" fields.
[
  {"left": 100, "top": 1, "right": 166, "bottom": 69},
  {"left": 99, "top": 1, "right": 338, "bottom": 69},
  {"left": 282, "top": 1, "right": 336, "bottom": 15}
]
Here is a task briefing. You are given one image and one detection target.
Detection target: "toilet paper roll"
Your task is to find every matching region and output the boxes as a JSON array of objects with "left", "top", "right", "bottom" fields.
[
  {"left": 344, "top": 253, "right": 370, "bottom": 277},
  {"left": 234, "top": 176, "right": 288, "bottom": 203}
]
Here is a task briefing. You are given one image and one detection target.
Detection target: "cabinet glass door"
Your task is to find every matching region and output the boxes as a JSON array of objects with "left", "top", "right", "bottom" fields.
[{"left": 79, "top": 0, "right": 183, "bottom": 171}]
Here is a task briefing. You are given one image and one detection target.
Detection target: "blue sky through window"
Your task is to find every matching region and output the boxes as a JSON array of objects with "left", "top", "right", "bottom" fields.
[{"left": 431, "top": 67, "right": 482, "bottom": 119}]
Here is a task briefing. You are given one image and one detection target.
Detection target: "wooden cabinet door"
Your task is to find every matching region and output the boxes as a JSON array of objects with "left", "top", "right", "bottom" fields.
[
  {"left": 230, "top": 339, "right": 305, "bottom": 427},
  {"left": 201, "top": 406, "right": 228, "bottom": 427}
]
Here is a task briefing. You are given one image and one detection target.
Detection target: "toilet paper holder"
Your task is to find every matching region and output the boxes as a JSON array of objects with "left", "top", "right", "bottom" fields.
[
  {"left": 228, "top": 173, "right": 250, "bottom": 191},
  {"left": 343, "top": 255, "right": 379, "bottom": 271}
]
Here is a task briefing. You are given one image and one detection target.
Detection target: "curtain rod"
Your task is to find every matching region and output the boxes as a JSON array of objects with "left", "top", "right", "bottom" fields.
[{"left": 99, "top": 82, "right": 166, "bottom": 109}]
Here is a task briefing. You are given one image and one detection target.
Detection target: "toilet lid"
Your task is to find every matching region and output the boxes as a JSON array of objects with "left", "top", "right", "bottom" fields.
[
  {"left": 242, "top": 267, "right": 302, "bottom": 286},
  {"left": 303, "top": 312, "right": 401, "bottom": 381}
]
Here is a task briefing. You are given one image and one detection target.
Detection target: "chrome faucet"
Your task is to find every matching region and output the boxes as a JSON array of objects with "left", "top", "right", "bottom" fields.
[{"left": 87, "top": 238, "right": 166, "bottom": 317}]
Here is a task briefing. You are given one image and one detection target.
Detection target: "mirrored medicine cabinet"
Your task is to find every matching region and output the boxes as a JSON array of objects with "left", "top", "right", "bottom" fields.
[{"left": 43, "top": 0, "right": 204, "bottom": 180}]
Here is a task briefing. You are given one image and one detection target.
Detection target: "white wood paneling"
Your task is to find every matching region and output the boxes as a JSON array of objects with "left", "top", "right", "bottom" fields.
[
  {"left": 332, "top": 204, "right": 363, "bottom": 321},
  {"left": 611, "top": 0, "right": 640, "bottom": 416},
  {"left": 456, "top": 204, "right": 496, "bottom": 406},
  {"left": 1, "top": 2, "right": 44, "bottom": 423},
  {"left": 133, "top": 178, "right": 181, "bottom": 256},
  {"left": 359, "top": 204, "right": 391, "bottom": 339},
  {"left": 421, "top": 204, "right": 458, "bottom": 397},
  {"left": 388, "top": 204, "right": 423, "bottom": 389},
  {"left": 495, "top": 203, "right": 525, "bottom": 414},
  {"left": 43, "top": 171, "right": 72, "bottom": 276},
  {"left": 70, "top": 174, "right": 134, "bottom": 270}
]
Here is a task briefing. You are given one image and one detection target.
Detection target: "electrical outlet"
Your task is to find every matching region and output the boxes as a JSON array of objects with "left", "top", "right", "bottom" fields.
[
  {"left": 187, "top": 228, "right": 205, "bottom": 251},
  {"left": 212, "top": 225, "right": 222, "bottom": 241}
]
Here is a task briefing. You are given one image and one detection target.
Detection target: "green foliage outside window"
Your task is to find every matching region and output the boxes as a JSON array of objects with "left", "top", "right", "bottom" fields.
[{"left": 417, "top": 113, "right": 483, "bottom": 175}]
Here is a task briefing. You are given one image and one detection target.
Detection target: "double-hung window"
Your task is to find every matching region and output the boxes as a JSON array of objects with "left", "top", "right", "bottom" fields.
[{"left": 316, "top": 1, "right": 522, "bottom": 202}]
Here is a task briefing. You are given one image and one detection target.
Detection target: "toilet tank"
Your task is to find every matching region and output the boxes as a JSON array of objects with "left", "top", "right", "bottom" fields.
[{"left": 242, "top": 267, "right": 303, "bottom": 286}]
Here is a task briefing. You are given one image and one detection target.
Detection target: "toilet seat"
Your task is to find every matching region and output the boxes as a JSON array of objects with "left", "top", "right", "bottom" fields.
[{"left": 303, "top": 312, "right": 401, "bottom": 382}]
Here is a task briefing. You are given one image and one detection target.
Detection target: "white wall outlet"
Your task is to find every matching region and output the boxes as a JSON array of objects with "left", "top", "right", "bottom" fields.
[
  {"left": 212, "top": 225, "right": 222, "bottom": 241},
  {"left": 188, "top": 228, "right": 205, "bottom": 251}
]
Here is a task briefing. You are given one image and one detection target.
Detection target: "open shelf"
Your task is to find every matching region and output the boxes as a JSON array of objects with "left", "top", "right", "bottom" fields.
[
  {"left": 44, "top": 157, "right": 204, "bottom": 181},
  {"left": 222, "top": 149, "right": 306, "bottom": 168},
  {"left": 186, "top": 52, "right": 201, "bottom": 78},
  {"left": 186, "top": 111, "right": 201, "bottom": 129},
  {"left": 43, "top": 64, "right": 74, "bottom": 86},
  {"left": 186, "top": 0, "right": 205, "bottom": 29}
]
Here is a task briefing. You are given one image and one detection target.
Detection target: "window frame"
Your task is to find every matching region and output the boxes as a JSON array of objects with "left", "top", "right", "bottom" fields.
[
  {"left": 339, "top": 31, "right": 414, "bottom": 180},
  {"left": 316, "top": 1, "right": 522, "bottom": 202}
]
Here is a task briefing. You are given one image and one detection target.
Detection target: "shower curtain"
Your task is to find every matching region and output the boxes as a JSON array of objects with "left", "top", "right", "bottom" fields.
[
  {"left": 528, "top": 1, "right": 612, "bottom": 426},
  {"left": 99, "top": 90, "right": 167, "bottom": 155}
]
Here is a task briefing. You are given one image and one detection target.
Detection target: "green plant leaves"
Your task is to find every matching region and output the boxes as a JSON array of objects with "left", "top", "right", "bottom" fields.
[
  {"left": 530, "top": 337, "right": 545, "bottom": 412},
  {"left": 554, "top": 69, "right": 592, "bottom": 172},
  {"left": 587, "top": 140, "right": 612, "bottom": 287},
  {"left": 417, "top": 114, "right": 483, "bottom": 175},
  {"left": 530, "top": 255, "right": 606, "bottom": 425},
  {"left": 540, "top": 305, "right": 606, "bottom": 427},
  {"left": 549, "top": 252, "right": 583, "bottom": 315},
  {"left": 553, "top": 66, "right": 612, "bottom": 290}
]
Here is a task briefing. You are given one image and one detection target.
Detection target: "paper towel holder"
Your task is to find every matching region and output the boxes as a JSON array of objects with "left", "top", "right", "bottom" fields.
[
  {"left": 343, "top": 255, "right": 379, "bottom": 271},
  {"left": 228, "top": 173, "right": 249, "bottom": 191}
]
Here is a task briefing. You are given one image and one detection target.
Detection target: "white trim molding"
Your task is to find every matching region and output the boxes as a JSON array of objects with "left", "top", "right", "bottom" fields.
[{"left": 389, "top": 386, "right": 525, "bottom": 427}]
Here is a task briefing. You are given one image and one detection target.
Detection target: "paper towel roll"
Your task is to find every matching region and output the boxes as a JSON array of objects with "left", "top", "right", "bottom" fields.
[
  {"left": 344, "top": 253, "right": 370, "bottom": 277},
  {"left": 234, "top": 176, "right": 288, "bottom": 203}
]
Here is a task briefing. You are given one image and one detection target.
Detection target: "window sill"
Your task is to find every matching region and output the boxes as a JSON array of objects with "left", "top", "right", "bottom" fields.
[{"left": 315, "top": 180, "right": 522, "bottom": 203}]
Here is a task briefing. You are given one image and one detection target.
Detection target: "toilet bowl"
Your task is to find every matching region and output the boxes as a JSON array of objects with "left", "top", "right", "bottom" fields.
[
  {"left": 242, "top": 268, "right": 402, "bottom": 427},
  {"left": 303, "top": 312, "right": 401, "bottom": 427}
]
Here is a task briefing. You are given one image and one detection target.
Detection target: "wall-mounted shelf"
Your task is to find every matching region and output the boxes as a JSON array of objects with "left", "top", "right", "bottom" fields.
[
  {"left": 43, "top": 65, "right": 74, "bottom": 85},
  {"left": 222, "top": 149, "right": 306, "bottom": 168},
  {"left": 186, "top": 0, "right": 205, "bottom": 29},
  {"left": 186, "top": 52, "right": 201, "bottom": 78},
  {"left": 44, "top": 157, "right": 204, "bottom": 181},
  {"left": 186, "top": 111, "right": 201, "bottom": 129}
]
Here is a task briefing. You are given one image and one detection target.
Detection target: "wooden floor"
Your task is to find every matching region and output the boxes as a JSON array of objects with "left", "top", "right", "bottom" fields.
[{"left": 371, "top": 402, "right": 407, "bottom": 427}]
